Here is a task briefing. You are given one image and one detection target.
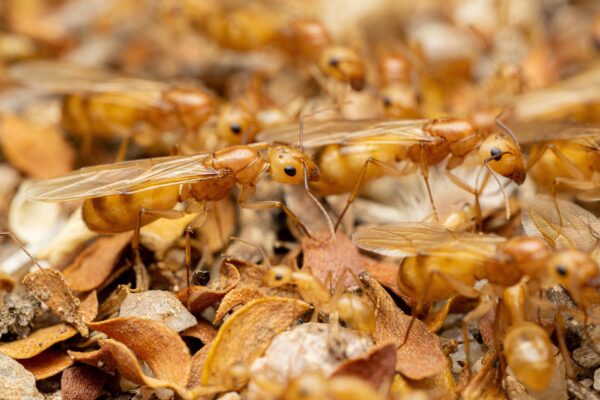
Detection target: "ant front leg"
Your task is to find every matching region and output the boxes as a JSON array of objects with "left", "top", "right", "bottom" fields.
[
  {"left": 335, "top": 157, "right": 412, "bottom": 232},
  {"left": 445, "top": 168, "right": 486, "bottom": 228},
  {"left": 131, "top": 207, "right": 187, "bottom": 258},
  {"left": 237, "top": 185, "right": 314, "bottom": 239}
]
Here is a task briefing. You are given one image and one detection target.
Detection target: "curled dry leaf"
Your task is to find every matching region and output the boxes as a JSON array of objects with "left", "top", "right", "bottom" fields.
[
  {"left": 18, "top": 348, "right": 73, "bottom": 380},
  {"left": 197, "top": 198, "right": 236, "bottom": 252},
  {"left": 22, "top": 268, "right": 88, "bottom": 336},
  {"left": 202, "top": 297, "right": 311, "bottom": 388},
  {"left": 188, "top": 346, "right": 211, "bottom": 389},
  {"left": 0, "top": 352, "right": 43, "bottom": 400},
  {"left": 390, "top": 367, "right": 457, "bottom": 400},
  {"left": 181, "top": 320, "right": 218, "bottom": 344},
  {"left": 302, "top": 231, "right": 366, "bottom": 288},
  {"left": 63, "top": 232, "right": 132, "bottom": 292},
  {"left": 213, "top": 287, "right": 264, "bottom": 324},
  {"left": 119, "top": 290, "right": 197, "bottom": 333},
  {"left": 0, "top": 114, "right": 75, "bottom": 178},
  {"left": 176, "top": 260, "right": 240, "bottom": 314},
  {"left": 0, "top": 292, "right": 97, "bottom": 359},
  {"left": 332, "top": 342, "right": 396, "bottom": 392},
  {"left": 87, "top": 316, "right": 191, "bottom": 388},
  {"left": 61, "top": 365, "right": 107, "bottom": 400},
  {"left": 459, "top": 354, "right": 503, "bottom": 399},
  {"left": 141, "top": 213, "right": 199, "bottom": 257},
  {"left": 365, "top": 260, "right": 408, "bottom": 302},
  {"left": 359, "top": 272, "right": 447, "bottom": 380}
]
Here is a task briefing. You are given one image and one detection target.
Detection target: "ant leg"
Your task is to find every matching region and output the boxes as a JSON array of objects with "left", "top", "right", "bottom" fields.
[
  {"left": 418, "top": 144, "right": 439, "bottom": 222},
  {"left": 184, "top": 226, "right": 192, "bottom": 309},
  {"left": 401, "top": 262, "right": 434, "bottom": 347},
  {"left": 461, "top": 299, "right": 494, "bottom": 381},
  {"left": 335, "top": 157, "right": 412, "bottom": 232},
  {"left": 240, "top": 200, "right": 314, "bottom": 239},
  {"left": 114, "top": 135, "right": 131, "bottom": 163},
  {"left": 554, "top": 306, "right": 575, "bottom": 379},
  {"left": 445, "top": 169, "right": 484, "bottom": 228},
  {"left": 131, "top": 208, "right": 187, "bottom": 257}
]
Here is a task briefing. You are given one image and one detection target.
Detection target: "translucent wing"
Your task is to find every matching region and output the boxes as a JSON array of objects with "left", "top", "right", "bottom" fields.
[
  {"left": 511, "top": 122, "right": 600, "bottom": 148},
  {"left": 257, "top": 119, "right": 440, "bottom": 148},
  {"left": 9, "top": 61, "right": 169, "bottom": 109},
  {"left": 522, "top": 195, "right": 600, "bottom": 256},
  {"left": 352, "top": 222, "right": 505, "bottom": 262},
  {"left": 26, "top": 153, "right": 219, "bottom": 202}
]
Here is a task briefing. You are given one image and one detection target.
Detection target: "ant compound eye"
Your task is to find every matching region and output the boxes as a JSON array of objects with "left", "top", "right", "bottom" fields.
[
  {"left": 490, "top": 147, "right": 503, "bottom": 160},
  {"left": 230, "top": 124, "right": 242, "bottom": 135},
  {"left": 284, "top": 165, "right": 297, "bottom": 177},
  {"left": 274, "top": 273, "right": 283, "bottom": 281},
  {"left": 383, "top": 96, "right": 392, "bottom": 107},
  {"left": 555, "top": 265, "right": 568, "bottom": 277},
  {"left": 329, "top": 57, "right": 339, "bottom": 67}
]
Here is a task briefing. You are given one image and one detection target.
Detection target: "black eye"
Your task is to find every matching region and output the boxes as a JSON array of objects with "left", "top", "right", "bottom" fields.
[
  {"left": 556, "top": 265, "right": 568, "bottom": 277},
  {"left": 274, "top": 273, "right": 282, "bottom": 281},
  {"left": 383, "top": 96, "right": 392, "bottom": 107},
  {"left": 329, "top": 57, "right": 339, "bottom": 67},
  {"left": 284, "top": 166, "right": 296, "bottom": 177},
  {"left": 230, "top": 124, "right": 242, "bottom": 134},
  {"left": 490, "top": 147, "right": 503, "bottom": 160}
]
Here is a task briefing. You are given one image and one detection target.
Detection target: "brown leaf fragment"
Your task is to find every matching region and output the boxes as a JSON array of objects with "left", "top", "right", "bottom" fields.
[
  {"left": 181, "top": 320, "right": 218, "bottom": 344},
  {"left": 22, "top": 268, "right": 88, "bottom": 336},
  {"left": 424, "top": 297, "right": 458, "bottom": 333},
  {"left": 365, "top": 260, "right": 407, "bottom": 300},
  {"left": 87, "top": 316, "right": 191, "bottom": 388},
  {"left": 176, "top": 261, "right": 240, "bottom": 314},
  {"left": 213, "top": 287, "right": 264, "bottom": 324},
  {"left": 68, "top": 346, "right": 118, "bottom": 375},
  {"left": 0, "top": 292, "right": 97, "bottom": 359},
  {"left": 0, "top": 323, "right": 76, "bottom": 359},
  {"left": 19, "top": 348, "right": 73, "bottom": 380},
  {"left": 201, "top": 297, "right": 310, "bottom": 388},
  {"left": 302, "top": 231, "right": 366, "bottom": 288},
  {"left": 332, "top": 342, "right": 396, "bottom": 391},
  {"left": 61, "top": 365, "right": 107, "bottom": 400},
  {"left": 188, "top": 346, "right": 210, "bottom": 389},
  {"left": 390, "top": 367, "right": 457, "bottom": 399},
  {"left": 460, "top": 354, "right": 503, "bottom": 399},
  {"left": 0, "top": 271, "right": 16, "bottom": 293},
  {"left": 359, "top": 272, "right": 447, "bottom": 380},
  {"left": 63, "top": 233, "right": 132, "bottom": 292},
  {"left": 0, "top": 114, "right": 75, "bottom": 178}
]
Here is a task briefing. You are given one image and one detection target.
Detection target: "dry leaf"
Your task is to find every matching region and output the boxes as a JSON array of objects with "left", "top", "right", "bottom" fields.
[
  {"left": 425, "top": 297, "right": 459, "bottom": 333},
  {"left": 176, "top": 261, "right": 240, "bottom": 314},
  {"left": 0, "top": 324, "right": 75, "bottom": 359},
  {"left": 61, "top": 365, "right": 107, "bottom": 400},
  {"left": 460, "top": 354, "right": 504, "bottom": 399},
  {"left": 181, "top": 320, "right": 218, "bottom": 344},
  {"left": 202, "top": 297, "right": 310, "bottom": 387},
  {"left": 87, "top": 316, "right": 191, "bottom": 388},
  {"left": 359, "top": 272, "right": 447, "bottom": 380},
  {"left": 22, "top": 268, "right": 88, "bottom": 336},
  {"left": 390, "top": 367, "right": 457, "bottom": 399},
  {"left": 197, "top": 198, "right": 236, "bottom": 252},
  {"left": 141, "top": 213, "right": 199, "bottom": 257},
  {"left": 19, "top": 348, "right": 73, "bottom": 380},
  {"left": 119, "top": 290, "right": 197, "bottom": 332},
  {"left": 213, "top": 287, "right": 265, "bottom": 324},
  {"left": 188, "top": 346, "right": 211, "bottom": 388},
  {"left": 365, "top": 260, "right": 407, "bottom": 301},
  {"left": 0, "top": 292, "right": 97, "bottom": 359},
  {"left": 0, "top": 114, "right": 74, "bottom": 178},
  {"left": 63, "top": 233, "right": 132, "bottom": 292},
  {"left": 302, "top": 231, "right": 366, "bottom": 288},
  {"left": 332, "top": 342, "right": 396, "bottom": 391},
  {"left": 0, "top": 271, "right": 16, "bottom": 293}
]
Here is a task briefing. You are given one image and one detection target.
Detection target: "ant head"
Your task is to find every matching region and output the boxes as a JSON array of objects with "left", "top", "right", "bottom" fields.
[
  {"left": 335, "top": 292, "right": 375, "bottom": 334},
  {"left": 217, "top": 103, "right": 256, "bottom": 145},
  {"left": 479, "top": 133, "right": 526, "bottom": 184},
  {"left": 263, "top": 265, "right": 293, "bottom": 287},
  {"left": 319, "top": 46, "right": 365, "bottom": 91},
  {"left": 268, "top": 145, "right": 319, "bottom": 185},
  {"left": 379, "top": 84, "right": 419, "bottom": 118},
  {"left": 546, "top": 250, "right": 598, "bottom": 293}
]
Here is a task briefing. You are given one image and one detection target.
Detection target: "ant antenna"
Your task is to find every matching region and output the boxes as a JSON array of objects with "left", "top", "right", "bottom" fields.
[
  {"left": 302, "top": 160, "right": 335, "bottom": 241},
  {"left": 0, "top": 231, "right": 44, "bottom": 271},
  {"left": 495, "top": 118, "right": 521, "bottom": 149},
  {"left": 228, "top": 236, "right": 272, "bottom": 268},
  {"left": 483, "top": 153, "right": 512, "bottom": 220}
]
